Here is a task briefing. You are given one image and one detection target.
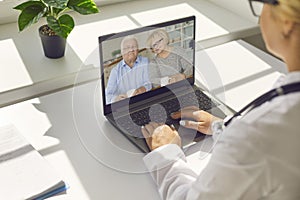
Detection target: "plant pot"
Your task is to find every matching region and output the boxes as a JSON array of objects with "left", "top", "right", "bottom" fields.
[{"left": 39, "top": 25, "right": 66, "bottom": 59}]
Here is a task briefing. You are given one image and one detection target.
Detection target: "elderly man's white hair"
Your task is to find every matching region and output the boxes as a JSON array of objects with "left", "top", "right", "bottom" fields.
[{"left": 120, "top": 35, "right": 139, "bottom": 54}]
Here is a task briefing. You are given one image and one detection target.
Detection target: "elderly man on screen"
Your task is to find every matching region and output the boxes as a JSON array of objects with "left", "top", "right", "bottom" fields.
[{"left": 105, "top": 36, "right": 151, "bottom": 104}]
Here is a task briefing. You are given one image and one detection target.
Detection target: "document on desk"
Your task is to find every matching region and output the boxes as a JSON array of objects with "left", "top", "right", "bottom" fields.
[{"left": 0, "top": 123, "right": 68, "bottom": 200}]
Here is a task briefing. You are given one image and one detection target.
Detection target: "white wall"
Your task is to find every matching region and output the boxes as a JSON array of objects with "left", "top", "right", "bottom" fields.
[
  {"left": 0, "top": 0, "right": 134, "bottom": 25},
  {"left": 0, "top": 0, "right": 20, "bottom": 24}
]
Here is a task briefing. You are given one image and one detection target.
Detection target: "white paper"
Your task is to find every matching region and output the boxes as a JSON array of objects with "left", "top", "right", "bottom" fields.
[{"left": 0, "top": 124, "right": 66, "bottom": 200}]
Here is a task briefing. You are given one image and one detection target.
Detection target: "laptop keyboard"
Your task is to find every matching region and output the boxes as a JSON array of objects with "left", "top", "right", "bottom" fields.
[{"left": 114, "top": 88, "right": 219, "bottom": 138}]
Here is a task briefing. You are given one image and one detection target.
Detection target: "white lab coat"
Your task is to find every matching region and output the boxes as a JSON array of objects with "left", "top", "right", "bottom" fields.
[{"left": 143, "top": 72, "right": 300, "bottom": 200}]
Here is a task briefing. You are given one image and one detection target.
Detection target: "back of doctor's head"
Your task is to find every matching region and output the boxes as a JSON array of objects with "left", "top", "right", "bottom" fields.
[
  {"left": 272, "top": 0, "right": 300, "bottom": 23},
  {"left": 264, "top": 0, "right": 300, "bottom": 60}
]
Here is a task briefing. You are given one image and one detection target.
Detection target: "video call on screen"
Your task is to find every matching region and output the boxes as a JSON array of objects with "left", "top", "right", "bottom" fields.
[{"left": 102, "top": 19, "right": 194, "bottom": 105}]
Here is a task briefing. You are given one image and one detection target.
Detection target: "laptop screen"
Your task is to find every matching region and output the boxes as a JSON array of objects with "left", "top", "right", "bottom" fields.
[{"left": 99, "top": 16, "right": 195, "bottom": 115}]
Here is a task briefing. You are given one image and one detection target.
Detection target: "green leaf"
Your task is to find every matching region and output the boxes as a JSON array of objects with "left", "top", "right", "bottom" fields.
[
  {"left": 14, "top": 1, "right": 45, "bottom": 11},
  {"left": 47, "top": 14, "right": 74, "bottom": 38},
  {"left": 43, "top": 0, "right": 68, "bottom": 9},
  {"left": 67, "top": 0, "right": 99, "bottom": 15},
  {"left": 53, "top": 7, "right": 65, "bottom": 16},
  {"left": 17, "top": 4, "right": 47, "bottom": 31}
]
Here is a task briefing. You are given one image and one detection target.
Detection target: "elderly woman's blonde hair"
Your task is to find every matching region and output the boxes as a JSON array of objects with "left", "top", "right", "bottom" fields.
[
  {"left": 146, "top": 29, "right": 170, "bottom": 48},
  {"left": 272, "top": 0, "right": 300, "bottom": 23}
]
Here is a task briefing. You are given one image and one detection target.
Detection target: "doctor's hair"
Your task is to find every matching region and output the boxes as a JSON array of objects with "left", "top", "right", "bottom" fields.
[
  {"left": 273, "top": 0, "right": 300, "bottom": 23},
  {"left": 120, "top": 35, "right": 139, "bottom": 54}
]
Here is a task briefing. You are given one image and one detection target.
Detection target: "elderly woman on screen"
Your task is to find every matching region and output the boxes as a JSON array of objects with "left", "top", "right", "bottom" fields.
[{"left": 147, "top": 29, "right": 193, "bottom": 88}]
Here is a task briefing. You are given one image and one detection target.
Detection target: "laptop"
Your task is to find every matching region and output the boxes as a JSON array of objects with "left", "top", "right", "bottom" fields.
[{"left": 99, "top": 16, "right": 230, "bottom": 153}]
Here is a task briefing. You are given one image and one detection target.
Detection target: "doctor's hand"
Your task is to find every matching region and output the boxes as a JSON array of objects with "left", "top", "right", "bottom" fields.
[
  {"left": 141, "top": 122, "right": 181, "bottom": 151},
  {"left": 171, "top": 106, "right": 222, "bottom": 135}
]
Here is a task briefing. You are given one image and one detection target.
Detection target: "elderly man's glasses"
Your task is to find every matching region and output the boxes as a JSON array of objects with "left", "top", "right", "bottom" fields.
[
  {"left": 248, "top": 0, "right": 279, "bottom": 17},
  {"left": 122, "top": 45, "right": 138, "bottom": 53}
]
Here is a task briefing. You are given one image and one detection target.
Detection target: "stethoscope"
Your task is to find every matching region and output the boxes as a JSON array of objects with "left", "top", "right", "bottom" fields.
[{"left": 224, "top": 81, "right": 300, "bottom": 127}]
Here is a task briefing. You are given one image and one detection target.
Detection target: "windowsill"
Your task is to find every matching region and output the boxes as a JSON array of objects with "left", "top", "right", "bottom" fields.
[{"left": 0, "top": 0, "right": 259, "bottom": 107}]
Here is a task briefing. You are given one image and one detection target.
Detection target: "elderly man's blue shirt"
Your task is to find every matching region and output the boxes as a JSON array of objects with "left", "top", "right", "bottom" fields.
[{"left": 105, "top": 56, "right": 151, "bottom": 104}]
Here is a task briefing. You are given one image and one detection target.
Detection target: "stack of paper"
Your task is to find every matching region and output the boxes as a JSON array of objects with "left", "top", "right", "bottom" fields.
[{"left": 0, "top": 123, "right": 68, "bottom": 200}]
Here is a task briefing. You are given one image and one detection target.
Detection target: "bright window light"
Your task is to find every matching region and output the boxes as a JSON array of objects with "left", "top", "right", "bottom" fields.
[
  {"left": 204, "top": 41, "right": 272, "bottom": 87},
  {"left": 68, "top": 16, "right": 138, "bottom": 63},
  {"left": 224, "top": 72, "right": 282, "bottom": 111},
  {"left": 0, "top": 98, "right": 57, "bottom": 151},
  {"left": 0, "top": 39, "right": 33, "bottom": 93},
  {"left": 131, "top": 3, "right": 228, "bottom": 41}
]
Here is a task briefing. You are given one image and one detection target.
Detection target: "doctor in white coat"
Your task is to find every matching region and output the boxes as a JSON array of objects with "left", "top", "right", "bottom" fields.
[{"left": 142, "top": 0, "right": 300, "bottom": 199}]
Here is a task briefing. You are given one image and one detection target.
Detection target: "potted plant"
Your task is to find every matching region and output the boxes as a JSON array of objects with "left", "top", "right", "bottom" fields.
[{"left": 13, "top": 0, "right": 99, "bottom": 58}]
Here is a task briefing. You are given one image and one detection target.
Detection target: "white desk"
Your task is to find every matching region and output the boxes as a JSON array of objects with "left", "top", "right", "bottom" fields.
[
  {"left": 0, "top": 0, "right": 260, "bottom": 108},
  {"left": 0, "top": 39, "right": 286, "bottom": 199}
]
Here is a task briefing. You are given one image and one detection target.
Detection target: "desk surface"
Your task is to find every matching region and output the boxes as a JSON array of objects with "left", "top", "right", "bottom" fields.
[
  {"left": 0, "top": 39, "right": 286, "bottom": 199},
  {"left": 0, "top": 78, "right": 212, "bottom": 200},
  {"left": 0, "top": 0, "right": 260, "bottom": 108}
]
